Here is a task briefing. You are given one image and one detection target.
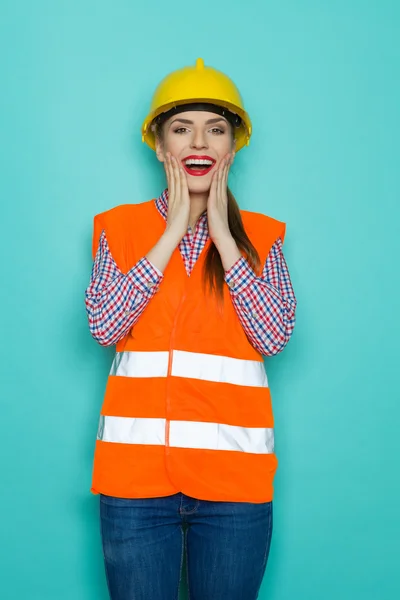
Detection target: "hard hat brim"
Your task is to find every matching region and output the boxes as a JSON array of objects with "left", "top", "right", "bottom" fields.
[{"left": 142, "top": 97, "right": 252, "bottom": 152}]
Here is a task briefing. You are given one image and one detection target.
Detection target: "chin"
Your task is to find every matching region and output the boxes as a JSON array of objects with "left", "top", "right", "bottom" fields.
[{"left": 187, "top": 176, "right": 212, "bottom": 195}]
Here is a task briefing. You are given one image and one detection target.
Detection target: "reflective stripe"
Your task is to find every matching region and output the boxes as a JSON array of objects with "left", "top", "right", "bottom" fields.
[
  {"left": 170, "top": 420, "right": 274, "bottom": 453},
  {"left": 171, "top": 350, "right": 268, "bottom": 388},
  {"left": 97, "top": 416, "right": 274, "bottom": 454},
  {"left": 97, "top": 416, "right": 166, "bottom": 445},
  {"left": 111, "top": 350, "right": 268, "bottom": 388},
  {"left": 110, "top": 351, "right": 169, "bottom": 378}
]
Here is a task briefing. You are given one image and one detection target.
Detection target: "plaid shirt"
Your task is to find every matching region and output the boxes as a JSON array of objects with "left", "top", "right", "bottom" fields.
[{"left": 85, "top": 190, "right": 297, "bottom": 356}]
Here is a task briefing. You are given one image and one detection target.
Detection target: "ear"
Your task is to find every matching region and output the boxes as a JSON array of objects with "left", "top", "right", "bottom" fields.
[{"left": 155, "top": 137, "right": 165, "bottom": 163}]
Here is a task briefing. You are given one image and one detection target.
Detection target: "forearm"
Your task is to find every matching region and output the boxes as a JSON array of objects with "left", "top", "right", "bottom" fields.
[
  {"left": 85, "top": 257, "right": 162, "bottom": 346},
  {"left": 228, "top": 276, "right": 297, "bottom": 355},
  {"left": 85, "top": 230, "right": 171, "bottom": 347},
  {"left": 214, "top": 234, "right": 242, "bottom": 271},
  {"left": 223, "top": 239, "right": 297, "bottom": 356},
  {"left": 145, "top": 228, "right": 182, "bottom": 273},
  {"left": 86, "top": 227, "right": 186, "bottom": 346}
]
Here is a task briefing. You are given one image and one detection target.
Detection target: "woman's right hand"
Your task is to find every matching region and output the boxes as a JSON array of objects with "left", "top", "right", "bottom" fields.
[{"left": 164, "top": 152, "right": 190, "bottom": 241}]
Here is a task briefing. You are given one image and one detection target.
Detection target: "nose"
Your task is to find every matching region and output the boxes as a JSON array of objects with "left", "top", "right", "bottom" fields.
[{"left": 190, "top": 128, "right": 208, "bottom": 150}]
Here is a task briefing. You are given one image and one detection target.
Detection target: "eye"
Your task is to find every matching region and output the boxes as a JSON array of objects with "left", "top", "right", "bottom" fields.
[
  {"left": 210, "top": 128, "right": 225, "bottom": 135},
  {"left": 173, "top": 127, "right": 189, "bottom": 134}
]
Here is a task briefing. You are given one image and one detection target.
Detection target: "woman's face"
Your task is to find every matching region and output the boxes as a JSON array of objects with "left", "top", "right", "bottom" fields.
[{"left": 156, "top": 110, "right": 235, "bottom": 194}]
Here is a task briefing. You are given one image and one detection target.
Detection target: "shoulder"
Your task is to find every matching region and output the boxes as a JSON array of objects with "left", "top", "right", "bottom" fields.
[
  {"left": 94, "top": 199, "right": 155, "bottom": 229},
  {"left": 91, "top": 199, "right": 157, "bottom": 261},
  {"left": 240, "top": 209, "right": 286, "bottom": 244}
]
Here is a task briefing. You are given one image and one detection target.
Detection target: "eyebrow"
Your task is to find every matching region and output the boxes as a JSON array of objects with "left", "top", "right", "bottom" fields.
[{"left": 169, "top": 116, "right": 228, "bottom": 127}]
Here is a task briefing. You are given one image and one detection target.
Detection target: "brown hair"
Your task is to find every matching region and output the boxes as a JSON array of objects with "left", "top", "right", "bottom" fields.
[{"left": 153, "top": 118, "right": 261, "bottom": 301}]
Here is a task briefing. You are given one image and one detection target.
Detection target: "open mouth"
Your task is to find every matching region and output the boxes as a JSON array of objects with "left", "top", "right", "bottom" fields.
[{"left": 182, "top": 155, "right": 216, "bottom": 177}]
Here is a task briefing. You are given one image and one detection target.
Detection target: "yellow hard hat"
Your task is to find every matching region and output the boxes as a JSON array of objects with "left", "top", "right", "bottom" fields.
[{"left": 141, "top": 58, "right": 252, "bottom": 152}]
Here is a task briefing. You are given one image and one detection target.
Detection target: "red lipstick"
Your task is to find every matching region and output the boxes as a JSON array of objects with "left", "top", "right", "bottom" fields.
[{"left": 182, "top": 155, "right": 216, "bottom": 177}]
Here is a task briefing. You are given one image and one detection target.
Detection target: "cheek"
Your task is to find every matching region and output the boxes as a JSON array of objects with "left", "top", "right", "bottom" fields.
[
  {"left": 213, "top": 135, "right": 235, "bottom": 158},
  {"left": 163, "top": 135, "right": 184, "bottom": 157}
]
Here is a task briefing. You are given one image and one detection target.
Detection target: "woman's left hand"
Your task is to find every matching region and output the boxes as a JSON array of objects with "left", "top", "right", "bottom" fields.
[{"left": 207, "top": 152, "right": 235, "bottom": 245}]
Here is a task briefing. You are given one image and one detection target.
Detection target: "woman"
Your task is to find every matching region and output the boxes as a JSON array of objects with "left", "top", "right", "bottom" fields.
[{"left": 85, "top": 58, "right": 297, "bottom": 600}]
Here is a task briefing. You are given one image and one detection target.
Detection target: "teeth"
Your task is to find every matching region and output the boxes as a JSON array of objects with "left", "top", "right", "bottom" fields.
[{"left": 185, "top": 159, "right": 213, "bottom": 166}]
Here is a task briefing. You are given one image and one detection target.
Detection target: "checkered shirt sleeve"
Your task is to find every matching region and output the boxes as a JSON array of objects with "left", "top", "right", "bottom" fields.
[
  {"left": 85, "top": 230, "right": 163, "bottom": 346},
  {"left": 224, "top": 237, "right": 297, "bottom": 356}
]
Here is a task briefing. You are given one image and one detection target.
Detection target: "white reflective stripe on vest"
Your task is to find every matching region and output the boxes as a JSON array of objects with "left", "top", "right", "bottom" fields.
[
  {"left": 97, "top": 416, "right": 166, "bottom": 445},
  {"left": 97, "top": 416, "right": 274, "bottom": 454},
  {"left": 110, "top": 350, "right": 268, "bottom": 388},
  {"left": 110, "top": 351, "right": 169, "bottom": 378},
  {"left": 171, "top": 350, "right": 268, "bottom": 388}
]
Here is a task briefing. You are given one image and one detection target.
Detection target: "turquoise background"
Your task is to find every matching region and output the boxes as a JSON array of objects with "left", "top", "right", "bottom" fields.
[{"left": 1, "top": 1, "right": 399, "bottom": 598}]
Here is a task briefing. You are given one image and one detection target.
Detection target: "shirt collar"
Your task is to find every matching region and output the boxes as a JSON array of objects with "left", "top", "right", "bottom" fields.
[{"left": 155, "top": 189, "right": 208, "bottom": 231}]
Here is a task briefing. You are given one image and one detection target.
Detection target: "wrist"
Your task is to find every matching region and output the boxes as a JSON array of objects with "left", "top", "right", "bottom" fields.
[
  {"left": 212, "top": 231, "right": 235, "bottom": 250},
  {"left": 213, "top": 234, "right": 242, "bottom": 272},
  {"left": 163, "top": 227, "right": 183, "bottom": 247}
]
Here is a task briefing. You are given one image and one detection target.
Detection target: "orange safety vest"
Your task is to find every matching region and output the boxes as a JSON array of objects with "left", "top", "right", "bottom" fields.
[{"left": 90, "top": 199, "right": 286, "bottom": 503}]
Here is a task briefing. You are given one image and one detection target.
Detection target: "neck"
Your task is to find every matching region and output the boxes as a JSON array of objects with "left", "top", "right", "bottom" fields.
[{"left": 188, "top": 192, "right": 208, "bottom": 231}]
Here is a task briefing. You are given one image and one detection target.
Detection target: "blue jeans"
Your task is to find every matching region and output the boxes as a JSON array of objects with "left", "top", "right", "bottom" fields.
[{"left": 100, "top": 492, "right": 273, "bottom": 600}]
